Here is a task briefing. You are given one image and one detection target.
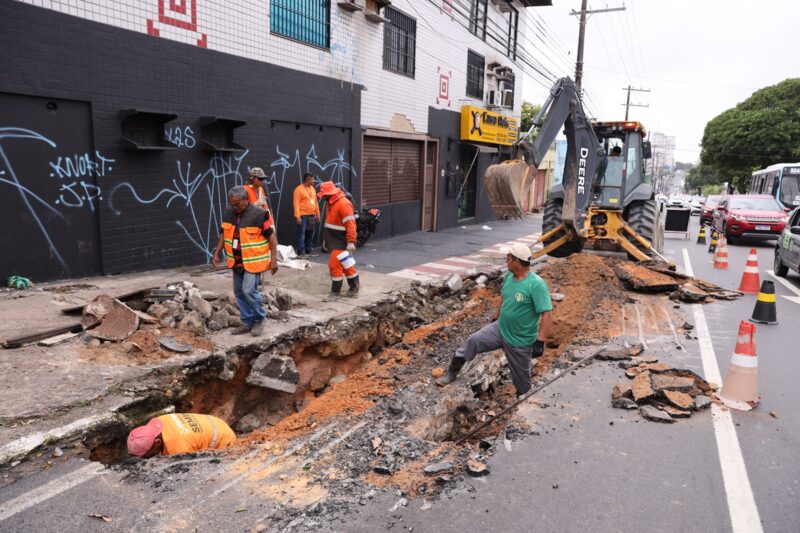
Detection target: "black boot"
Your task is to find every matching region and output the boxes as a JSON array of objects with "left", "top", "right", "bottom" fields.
[
  {"left": 435, "top": 357, "right": 466, "bottom": 386},
  {"left": 328, "top": 279, "right": 343, "bottom": 299},
  {"left": 345, "top": 275, "right": 360, "bottom": 298}
]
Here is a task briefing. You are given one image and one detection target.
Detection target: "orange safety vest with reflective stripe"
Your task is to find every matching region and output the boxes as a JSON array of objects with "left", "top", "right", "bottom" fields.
[
  {"left": 157, "top": 413, "right": 236, "bottom": 455},
  {"left": 324, "top": 191, "right": 357, "bottom": 250},
  {"left": 221, "top": 204, "right": 272, "bottom": 273}
]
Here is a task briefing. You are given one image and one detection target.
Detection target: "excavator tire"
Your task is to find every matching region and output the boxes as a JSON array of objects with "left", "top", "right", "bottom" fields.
[
  {"left": 625, "top": 198, "right": 659, "bottom": 260},
  {"left": 542, "top": 198, "right": 584, "bottom": 257}
]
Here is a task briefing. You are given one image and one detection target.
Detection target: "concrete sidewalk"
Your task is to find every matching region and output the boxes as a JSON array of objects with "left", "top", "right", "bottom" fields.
[{"left": 0, "top": 215, "right": 541, "bottom": 466}]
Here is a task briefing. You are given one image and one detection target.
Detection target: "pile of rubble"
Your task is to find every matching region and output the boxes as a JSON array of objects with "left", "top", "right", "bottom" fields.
[
  {"left": 601, "top": 346, "right": 716, "bottom": 423},
  {"left": 613, "top": 260, "right": 742, "bottom": 302}
]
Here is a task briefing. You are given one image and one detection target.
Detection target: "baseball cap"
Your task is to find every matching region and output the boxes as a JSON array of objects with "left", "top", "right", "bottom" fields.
[
  {"left": 501, "top": 243, "right": 532, "bottom": 262},
  {"left": 249, "top": 167, "right": 266, "bottom": 179},
  {"left": 127, "top": 417, "right": 164, "bottom": 457},
  {"left": 317, "top": 181, "right": 338, "bottom": 197}
]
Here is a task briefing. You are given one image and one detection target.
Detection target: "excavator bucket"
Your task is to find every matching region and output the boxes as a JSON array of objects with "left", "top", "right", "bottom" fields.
[{"left": 483, "top": 159, "right": 536, "bottom": 219}]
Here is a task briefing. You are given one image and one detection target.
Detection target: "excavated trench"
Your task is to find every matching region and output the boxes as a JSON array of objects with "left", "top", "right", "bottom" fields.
[{"left": 87, "top": 270, "right": 511, "bottom": 466}]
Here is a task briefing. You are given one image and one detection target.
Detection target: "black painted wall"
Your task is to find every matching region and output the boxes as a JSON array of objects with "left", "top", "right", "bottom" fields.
[
  {"left": 427, "top": 107, "right": 501, "bottom": 231},
  {"left": 0, "top": 0, "right": 361, "bottom": 281}
]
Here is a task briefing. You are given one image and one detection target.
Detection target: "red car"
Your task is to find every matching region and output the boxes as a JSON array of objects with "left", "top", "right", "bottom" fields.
[
  {"left": 700, "top": 195, "right": 722, "bottom": 225},
  {"left": 712, "top": 194, "right": 789, "bottom": 243}
]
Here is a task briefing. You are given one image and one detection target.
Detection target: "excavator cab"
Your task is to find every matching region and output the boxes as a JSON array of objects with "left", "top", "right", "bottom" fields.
[{"left": 593, "top": 122, "right": 649, "bottom": 209}]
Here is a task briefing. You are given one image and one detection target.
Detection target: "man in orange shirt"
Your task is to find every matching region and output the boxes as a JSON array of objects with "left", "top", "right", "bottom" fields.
[
  {"left": 293, "top": 173, "right": 320, "bottom": 257},
  {"left": 318, "top": 181, "right": 358, "bottom": 297},
  {"left": 127, "top": 413, "right": 236, "bottom": 458}
]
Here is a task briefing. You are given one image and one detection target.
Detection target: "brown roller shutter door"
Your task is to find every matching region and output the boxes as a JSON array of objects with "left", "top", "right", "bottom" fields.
[{"left": 362, "top": 136, "right": 421, "bottom": 206}]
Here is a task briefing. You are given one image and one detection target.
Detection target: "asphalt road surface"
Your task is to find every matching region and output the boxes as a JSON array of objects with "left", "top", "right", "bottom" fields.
[{"left": 1, "top": 216, "right": 798, "bottom": 532}]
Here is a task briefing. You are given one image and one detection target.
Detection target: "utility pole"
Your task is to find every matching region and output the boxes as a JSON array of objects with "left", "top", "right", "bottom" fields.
[
  {"left": 621, "top": 85, "right": 650, "bottom": 120},
  {"left": 571, "top": 1, "right": 626, "bottom": 93}
]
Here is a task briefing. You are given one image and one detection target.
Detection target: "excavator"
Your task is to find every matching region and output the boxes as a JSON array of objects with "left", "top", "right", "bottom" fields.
[{"left": 484, "top": 77, "right": 665, "bottom": 261}]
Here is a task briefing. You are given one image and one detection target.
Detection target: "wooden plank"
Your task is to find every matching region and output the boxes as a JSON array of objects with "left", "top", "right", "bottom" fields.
[
  {"left": 2, "top": 323, "right": 83, "bottom": 349},
  {"left": 61, "top": 287, "right": 158, "bottom": 315},
  {"left": 37, "top": 331, "right": 81, "bottom": 347}
]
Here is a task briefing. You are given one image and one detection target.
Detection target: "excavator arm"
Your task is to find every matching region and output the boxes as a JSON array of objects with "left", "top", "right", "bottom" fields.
[{"left": 484, "top": 77, "right": 603, "bottom": 238}]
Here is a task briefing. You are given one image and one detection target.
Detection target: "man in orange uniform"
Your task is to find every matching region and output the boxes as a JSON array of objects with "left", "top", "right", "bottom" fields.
[
  {"left": 293, "top": 172, "right": 320, "bottom": 257},
  {"left": 127, "top": 413, "right": 236, "bottom": 458},
  {"left": 318, "top": 181, "right": 358, "bottom": 297},
  {"left": 211, "top": 186, "right": 278, "bottom": 337},
  {"left": 244, "top": 167, "right": 274, "bottom": 227}
]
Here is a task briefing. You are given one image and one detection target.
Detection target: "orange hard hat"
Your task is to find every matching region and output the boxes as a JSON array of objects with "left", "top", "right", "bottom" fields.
[{"left": 317, "top": 181, "right": 338, "bottom": 197}]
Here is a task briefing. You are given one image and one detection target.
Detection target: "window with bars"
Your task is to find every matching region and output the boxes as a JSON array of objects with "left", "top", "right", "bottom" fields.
[
  {"left": 270, "top": 0, "right": 330, "bottom": 49},
  {"left": 466, "top": 50, "right": 485, "bottom": 99},
  {"left": 506, "top": 6, "right": 519, "bottom": 60},
  {"left": 383, "top": 7, "right": 416, "bottom": 77},
  {"left": 469, "top": 0, "right": 487, "bottom": 41}
]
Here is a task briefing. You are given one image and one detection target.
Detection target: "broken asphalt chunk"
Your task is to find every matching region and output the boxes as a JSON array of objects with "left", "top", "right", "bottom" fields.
[
  {"left": 84, "top": 295, "right": 139, "bottom": 341},
  {"left": 465, "top": 459, "right": 489, "bottom": 477},
  {"left": 662, "top": 390, "right": 695, "bottom": 410},
  {"left": 611, "top": 383, "right": 633, "bottom": 400},
  {"left": 246, "top": 353, "right": 300, "bottom": 393},
  {"left": 693, "top": 395, "right": 712, "bottom": 410},
  {"left": 423, "top": 462, "right": 454, "bottom": 476},
  {"left": 611, "top": 397, "right": 638, "bottom": 410},
  {"left": 639, "top": 405, "right": 674, "bottom": 423},
  {"left": 631, "top": 371, "right": 655, "bottom": 402},
  {"left": 158, "top": 336, "right": 192, "bottom": 353}
]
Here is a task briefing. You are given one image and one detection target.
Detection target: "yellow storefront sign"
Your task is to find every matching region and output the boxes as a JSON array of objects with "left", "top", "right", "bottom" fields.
[{"left": 460, "top": 105, "right": 519, "bottom": 146}]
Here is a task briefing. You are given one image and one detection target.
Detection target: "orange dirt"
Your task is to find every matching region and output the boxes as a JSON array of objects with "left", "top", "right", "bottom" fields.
[
  {"left": 361, "top": 443, "right": 458, "bottom": 495},
  {"left": 431, "top": 367, "right": 445, "bottom": 378},
  {"left": 80, "top": 327, "right": 214, "bottom": 365}
]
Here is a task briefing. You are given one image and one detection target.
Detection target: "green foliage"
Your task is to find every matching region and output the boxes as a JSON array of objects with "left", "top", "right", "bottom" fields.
[
  {"left": 701, "top": 184, "right": 724, "bottom": 196},
  {"left": 520, "top": 101, "right": 542, "bottom": 138},
  {"left": 700, "top": 78, "right": 800, "bottom": 191},
  {"left": 673, "top": 161, "right": 695, "bottom": 172}
]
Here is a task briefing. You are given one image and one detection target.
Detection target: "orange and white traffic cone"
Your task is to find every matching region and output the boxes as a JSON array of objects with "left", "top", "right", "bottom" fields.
[
  {"left": 718, "top": 320, "right": 759, "bottom": 411},
  {"left": 713, "top": 236, "right": 729, "bottom": 269},
  {"left": 737, "top": 248, "right": 760, "bottom": 294}
]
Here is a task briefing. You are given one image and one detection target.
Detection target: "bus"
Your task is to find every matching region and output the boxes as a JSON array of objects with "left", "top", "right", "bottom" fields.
[{"left": 749, "top": 163, "right": 800, "bottom": 210}]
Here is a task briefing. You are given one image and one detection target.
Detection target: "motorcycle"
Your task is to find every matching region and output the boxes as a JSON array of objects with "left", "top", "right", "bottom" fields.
[{"left": 355, "top": 208, "right": 382, "bottom": 248}]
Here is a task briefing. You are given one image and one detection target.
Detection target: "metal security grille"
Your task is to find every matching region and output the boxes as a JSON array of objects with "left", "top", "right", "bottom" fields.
[
  {"left": 469, "top": 0, "right": 487, "bottom": 40},
  {"left": 507, "top": 6, "right": 519, "bottom": 60},
  {"left": 466, "top": 50, "right": 485, "bottom": 99},
  {"left": 383, "top": 7, "right": 416, "bottom": 77},
  {"left": 270, "top": 0, "right": 330, "bottom": 49}
]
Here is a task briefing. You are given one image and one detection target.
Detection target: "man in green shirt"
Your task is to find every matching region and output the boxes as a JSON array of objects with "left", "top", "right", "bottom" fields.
[{"left": 436, "top": 243, "right": 553, "bottom": 395}]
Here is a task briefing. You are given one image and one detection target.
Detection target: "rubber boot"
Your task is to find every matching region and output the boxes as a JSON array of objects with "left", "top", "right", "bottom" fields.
[
  {"left": 328, "top": 279, "right": 343, "bottom": 299},
  {"left": 345, "top": 275, "right": 360, "bottom": 298},
  {"left": 435, "top": 357, "right": 466, "bottom": 386}
]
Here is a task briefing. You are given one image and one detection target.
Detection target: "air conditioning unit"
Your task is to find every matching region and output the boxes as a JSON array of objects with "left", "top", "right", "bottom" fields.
[
  {"left": 493, "top": 66, "right": 513, "bottom": 80},
  {"left": 489, "top": 0, "right": 513, "bottom": 13},
  {"left": 501, "top": 89, "right": 514, "bottom": 108},
  {"left": 487, "top": 90, "right": 501, "bottom": 107}
]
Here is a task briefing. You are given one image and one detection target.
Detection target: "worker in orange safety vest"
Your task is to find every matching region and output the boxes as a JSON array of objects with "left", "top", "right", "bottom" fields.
[
  {"left": 318, "top": 181, "right": 359, "bottom": 297},
  {"left": 127, "top": 413, "right": 236, "bottom": 458},
  {"left": 244, "top": 167, "right": 274, "bottom": 228}
]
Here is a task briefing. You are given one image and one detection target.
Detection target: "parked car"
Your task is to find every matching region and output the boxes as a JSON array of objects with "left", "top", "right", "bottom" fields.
[
  {"left": 775, "top": 207, "right": 800, "bottom": 277},
  {"left": 712, "top": 194, "right": 789, "bottom": 243},
  {"left": 667, "top": 196, "right": 689, "bottom": 209},
  {"left": 690, "top": 196, "right": 704, "bottom": 215},
  {"left": 700, "top": 195, "right": 722, "bottom": 225}
]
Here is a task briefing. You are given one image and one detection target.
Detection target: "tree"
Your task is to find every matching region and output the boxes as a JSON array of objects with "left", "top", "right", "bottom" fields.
[
  {"left": 700, "top": 78, "right": 800, "bottom": 192},
  {"left": 519, "top": 101, "right": 542, "bottom": 137}
]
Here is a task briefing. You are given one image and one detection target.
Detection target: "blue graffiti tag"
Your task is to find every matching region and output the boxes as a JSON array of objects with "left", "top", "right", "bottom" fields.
[{"left": 108, "top": 150, "right": 248, "bottom": 260}]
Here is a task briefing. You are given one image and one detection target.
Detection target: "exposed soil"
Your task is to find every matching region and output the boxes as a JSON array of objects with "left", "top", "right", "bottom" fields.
[{"left": 80, "top": 327, "right": 214, "bottom": 365}]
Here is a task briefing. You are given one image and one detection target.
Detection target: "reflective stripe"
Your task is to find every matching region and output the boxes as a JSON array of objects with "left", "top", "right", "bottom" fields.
[
  {"left": 757, "top": 292, "right": 775, "bottom": 303},
  {"left": 325, "top": 223, "right": 346, "bottom": 231},
  {"left": 341, "top": 215, "right": 356, "bottom": 223},
  {"left": 731, "top": 353, "right": 758, "bottom": 368},
  {"left": 744, "top": 266, "right": 759, "bottom": 273},
  {"left": 331, "top": 276, "right": 344, "bottom": 281},
  {"left": 346, "top": 273, "right": 358, "bottom": 278},
  {"left": 205, "top": 415, "right": 220, "bottom": 449}
]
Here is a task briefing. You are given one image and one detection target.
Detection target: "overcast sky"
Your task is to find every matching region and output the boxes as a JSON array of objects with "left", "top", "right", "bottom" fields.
[{"left": 520, "top": 0, "right": 798, "bottom": 163}]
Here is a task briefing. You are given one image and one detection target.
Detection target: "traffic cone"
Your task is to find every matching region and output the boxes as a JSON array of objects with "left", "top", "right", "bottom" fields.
[
  {"left": 749, "top": 280, "right": 778, "bottom": 325},
  {"left": 696, "top": 225, "right": 707, "bottom": 245},
  {"left": 707, "top": 230, "right": 718, "bottom": 253},
  {"left": 718, "top": 321, "right": 759, "bottom": 411},
  {"left": 737, "top": 248, "right": 760, "bottom": 294},
  {"left": 712, "top": 236, "right": 729, "bottom": 269}
]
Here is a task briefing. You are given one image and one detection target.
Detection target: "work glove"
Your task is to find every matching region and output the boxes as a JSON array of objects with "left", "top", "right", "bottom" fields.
[
  {"left": 346, "top": 243, "right": 356, "bottom": 253},
  {"left": 532, "top": 340, "right": 545, "bottom": 358}
]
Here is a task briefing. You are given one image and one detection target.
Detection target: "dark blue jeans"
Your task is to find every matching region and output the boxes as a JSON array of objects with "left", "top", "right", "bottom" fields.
[
  {"left": 296, "top": 215, "right": 316, "bottom": 254},
  {"left": 232, "top": 269, "right": 266, "bottom": 328}
]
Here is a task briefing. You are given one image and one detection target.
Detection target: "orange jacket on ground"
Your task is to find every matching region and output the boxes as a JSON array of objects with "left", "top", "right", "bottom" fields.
[
  {"left": 324, "top": 191, "right": 356, "bottom": 250},
  {"left": 293, "top": 184, "right": 320, "bottom": 218},
  {"left": 158, "top": 413, "right": 236, "bottom": 455}
]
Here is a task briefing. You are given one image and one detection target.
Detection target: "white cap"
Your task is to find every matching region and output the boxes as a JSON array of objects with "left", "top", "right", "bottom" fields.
[{"left": 501, "top": 243, "right": 532, "bottom": 262}]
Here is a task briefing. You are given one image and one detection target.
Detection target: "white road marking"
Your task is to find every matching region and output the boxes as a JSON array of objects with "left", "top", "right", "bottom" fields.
[
  {"left": 0, "top": 463, "right": 106, "bottom": 523},
  {"left": 682, "top": 248, "right": 763, "bottom": 533},
  {"left": 765, "top": 270, "right": 800, "bottom": 305}
]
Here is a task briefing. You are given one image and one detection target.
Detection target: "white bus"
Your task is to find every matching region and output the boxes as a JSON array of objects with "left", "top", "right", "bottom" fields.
[{"left": 749, "top": 163, "right": 800, "bottom": 209}]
